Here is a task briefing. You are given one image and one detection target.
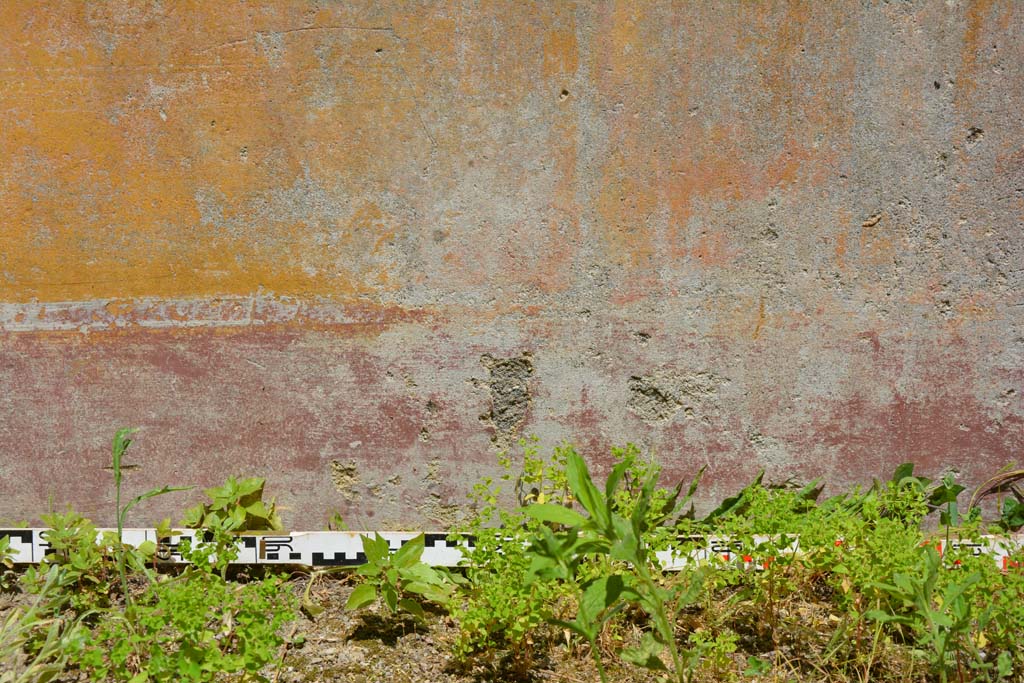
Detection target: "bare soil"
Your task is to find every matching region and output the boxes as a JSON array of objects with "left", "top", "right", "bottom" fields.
[{"left": 275, "top": 576, "right": 649, "bottom": 683}]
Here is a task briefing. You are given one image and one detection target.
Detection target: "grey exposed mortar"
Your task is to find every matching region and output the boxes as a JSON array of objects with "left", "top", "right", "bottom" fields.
[
  {"left": 477, "top": 352, "right": 534, "bottom": 450},
  {"left": 330, "top": 460, "right": 360, "bottom": 500},
  {"left": 746, "top": 429, "right": 794, "bottom": 471},
  {"left": 627, "top": 369, "right": 727, "bottom": 425}
]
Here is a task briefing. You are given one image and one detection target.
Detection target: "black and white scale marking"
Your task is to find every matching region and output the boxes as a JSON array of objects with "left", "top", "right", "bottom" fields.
[
  {"left": 0, "top": 529, "right": 468, "bottom": 567},
  {"left": 2, "top": 529, "right": 1023, "bottom": 571}
]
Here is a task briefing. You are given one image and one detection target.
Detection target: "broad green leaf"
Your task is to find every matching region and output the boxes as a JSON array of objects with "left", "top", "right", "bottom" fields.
[
  {"left": 245, "top": 500, "right": 270, "bottom": 519},
  {"left": 632, "top": 469, "right": 661, "bottom": 531},
  {"left": 609, "top": 516, "right": 639, "bottom": 562},
  {"left": 398, "top": 597, "right": 425, "bottom": 619},
  {"left": 942, "top": 573, "right": 981, "bottom": 606},
  {"left": 605, "top": 458, "right": 632, "bottom": 500},
  {"left": 795, "top": 478, "right": 823, "bottom": 503},
  {"left": 267, "top": 510, "right": 284, "bottom": 530},
  {"left": 1002, "top": 499, "right": 1024, "bottom": 530},
  {"left": 301, "top": 597, "right": 325, "bottom": 619},
  {"left": 891, "top": 463, "right": 915, "bottom": 484},
  {"left": 135, "top": 540, "right": 157, "bottom": 557},
  {"left": 683, "top": 465, "right": 707, "bottom": 503},
  {"left": 674, "top": 570, "right": 705, "bottom": 606},
  {"left": 361, "top": 533, "right": 388, "bottom": 566},
  {"left": 997, "top": 651, "right": 1013, "bottom": 678},
  {"left": 404, "top": 581, "right": 451, "bottom": 602},
  {"left": 236, "top": 476, "right": 265, "bottom": 497},
  {"left": 392, "top": 534, "right": 425, "bottom": 569},
  {"left": 566, "top": 451, "right": 608, "bottom": 529},
  {"left": 621, "top": 632, "right": 668, "bottom": 671},
  {"left": 703, "top": 471, "right": 764, "bottom": 522},
  {"left": 929, "top": 482, "right": 965, "bottom": 506},
  {"left": 550, "top": 617, "right": 592, "bottom": 640},
  {"left": 524, "top": 503, "right": 586, "bottom": 527},
  {"left": 180, "top": 505, "right": 205, "bottom": 528},
  {"left": 345, "top": 583, "right": 377, "bottom": 610},
  {"left": 743, "top": 656, "right": 771, "bottom": 676},
  {"left": 357, "top": 562, "right": 380, "bottom": 577},
  {"left": 204, "top": 479, "right": 231, "bottom": 504},
  {"left": 382, "top": 583, "right": 399, "bottom": 613},
  {"left": 400, "top": 563, "right": 443, "bottom": 584},
  {"left": 865, "top": 609, "right": 912, "bottom": 625},
  {"left": 579, "top": 574, "right": 625, "bottom": 624},
  {"left": 234, "top": 477, "right": 266, "bottom": 510}
]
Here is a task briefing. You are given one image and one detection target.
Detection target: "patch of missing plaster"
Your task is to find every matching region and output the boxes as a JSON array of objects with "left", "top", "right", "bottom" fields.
[
  {"left": 329, "top": 460, "right": 359, "bottom": 500},
  {"left": 628, "top": 377, "right": 680, "bottom": 422},
  {"left": 966, "top": 126, "right": 984, "bottom": 149},
  {"left": 861, "top": 212, "right": 883, "bottom": 228},
  {"left": 416, "top": 498, "right": 464, "bottom": 528},
  {"left": 627, "top": 369, "right": 726, "bottom": 425},
  {"left": 747, "top": 430, "right": 792, "bottom": 468},
  {"left": 415, "top": 458, "right": 464, "bottom": 527},
  {"left": 385, "top": 368, "right": 418, "bottom": 389},
  {"left": 419, "top": 399, "right": 439, "bottom": 443},
  {"left": 478, "top": 352, "right": 534, "bottom": 450}
]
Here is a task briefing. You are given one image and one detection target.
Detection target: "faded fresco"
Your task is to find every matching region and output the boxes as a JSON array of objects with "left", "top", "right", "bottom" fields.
[{"left": 1, "top": 2, "right": 1022, "bottom": 528}]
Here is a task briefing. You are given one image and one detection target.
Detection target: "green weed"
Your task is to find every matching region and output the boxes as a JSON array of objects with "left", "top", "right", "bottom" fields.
[
  {"left": 448, "top": 440, "right": 574, "bottom": 666},
  {"left": 180, "top": 475, "right": 282, "bottom": 578},
  {"left": 74, "top": 567, "right": 295, "bottom": 682},
  {"left": 0, "top": 565, "right": 89, "bottom": 683},
  {"left": 346, "top": 533, "right": 457, "bottom": 619},
  {"left": 867, "top": 546, "right": 988, "bottom": 683},
  {"left": 523, "top": 447, "right": 705, "bottom": 683}
]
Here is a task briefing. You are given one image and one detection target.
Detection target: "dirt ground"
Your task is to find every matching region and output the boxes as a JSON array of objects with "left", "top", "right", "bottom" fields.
[{"left": 275, "top": 576, "right": 635, "bottom": 683}]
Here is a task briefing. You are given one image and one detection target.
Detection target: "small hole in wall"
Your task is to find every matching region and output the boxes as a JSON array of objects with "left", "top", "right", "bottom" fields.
[
  {"left": 375, "top": 48, "right": 383, "bottom": 54},
  {"left": 559, "top": 89, "right": 570, "bottom": 101},
  {"left": 934, "top": 80, "right": 941, "bottom": 89}
]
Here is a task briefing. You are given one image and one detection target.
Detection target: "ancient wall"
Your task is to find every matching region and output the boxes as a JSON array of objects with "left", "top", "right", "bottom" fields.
[{"left": 1, "top": 1, "right": 1022, "bottom": 528}]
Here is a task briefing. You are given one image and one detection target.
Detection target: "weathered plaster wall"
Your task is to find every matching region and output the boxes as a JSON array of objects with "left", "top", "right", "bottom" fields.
[{"left": 1, "top": 2, "right": 1022, "bottom": 528}]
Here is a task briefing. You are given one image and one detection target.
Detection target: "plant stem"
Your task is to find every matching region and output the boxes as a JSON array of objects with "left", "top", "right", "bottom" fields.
[
  {"left": 589, "top": 635, "right": 609, "bottom": 683},
  {"left": 861, "top": 616, "right": 883, "bottom": 683},
  {"left": 114, "top": 459, "right": 131, "bottom": 608},
  {"left": 637, "top": 570, "right": 685, "bottom": 682}
]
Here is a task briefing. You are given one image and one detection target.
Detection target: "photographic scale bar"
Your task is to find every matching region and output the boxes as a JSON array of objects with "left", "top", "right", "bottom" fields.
[{"left": 2, "top": 529, "right": 1023, "bottom": 571}]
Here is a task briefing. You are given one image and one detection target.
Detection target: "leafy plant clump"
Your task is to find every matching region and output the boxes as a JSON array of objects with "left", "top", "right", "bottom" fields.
[
  {"left": 2, "top": 429, "right": 298, "bottom": 683},
  {"left": 4, "top": 431, "right": 1024, "bottom": 683},
  {"left": 523, "top": 446, "right": 705, "bottom": 683},
  {"left": 0, "top": 565, "right": 89, "bottom": 683},
  {"left": 181, "top": 475, "right": 283, "bottom": 533},
  {"left": 345, "top": 532, "right": 457, "bottom": 619},
  {"left": 446, "top": 440, "right": 576, "bottom": 668},
  {"left": 74, "top": 564, "right": 295, "bottom": 682},
  {"left": 438, "top": 444, "right": 1024, "bottom": 683}
]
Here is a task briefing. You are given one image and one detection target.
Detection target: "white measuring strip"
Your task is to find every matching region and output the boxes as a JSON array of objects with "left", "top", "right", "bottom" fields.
[{"left": 3, "top": 529, "right": 1023, "bottom": 571}]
